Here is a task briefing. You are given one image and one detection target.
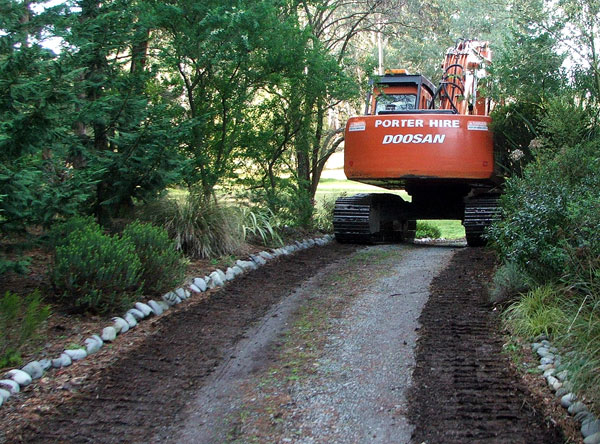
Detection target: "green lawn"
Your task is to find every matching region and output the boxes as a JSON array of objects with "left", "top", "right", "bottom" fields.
[{"left": 419, "top": 219, "right": 465, "bottom": 239}]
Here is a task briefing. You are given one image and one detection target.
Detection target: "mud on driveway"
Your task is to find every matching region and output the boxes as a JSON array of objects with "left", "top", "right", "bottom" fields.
[{"left": 4, "top": 243, "right": 566, "bottom": 443}]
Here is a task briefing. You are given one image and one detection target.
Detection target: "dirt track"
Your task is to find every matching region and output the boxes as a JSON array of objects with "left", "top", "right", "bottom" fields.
[
  {"left": 409, "top": 247, "right": 564, "bottom": 443},
  {"left": 3, "top": 243, "right": 566, "bottom": 443}
]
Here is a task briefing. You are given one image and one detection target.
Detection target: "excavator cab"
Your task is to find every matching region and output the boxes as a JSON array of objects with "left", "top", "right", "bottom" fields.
[{"left": 366, "top": 70, "right": 435, "bottom": 115}]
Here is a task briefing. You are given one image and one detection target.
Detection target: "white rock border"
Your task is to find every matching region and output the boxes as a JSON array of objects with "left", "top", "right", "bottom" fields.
[
  {"left": 0, "top": 234, "right": 334, "bottom": 409},
  {"left": 531, "top": 337, "right": 600, "bottom": 443}
]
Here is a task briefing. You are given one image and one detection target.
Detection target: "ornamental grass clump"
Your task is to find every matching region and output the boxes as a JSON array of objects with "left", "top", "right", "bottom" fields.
[
  {"left": 502, "top": 285, "right": 567, "bottom": 339},
  {"left": 147, "top": 194, "right": 244, "bottom": 258},
  {"left": 239, "top": 206, "right": 283, "bottom": 247}
]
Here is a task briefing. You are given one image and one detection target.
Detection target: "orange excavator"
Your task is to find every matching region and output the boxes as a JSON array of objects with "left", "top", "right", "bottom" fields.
[{"left": 334, "top": 39, "right": 501, "bottom": 246}]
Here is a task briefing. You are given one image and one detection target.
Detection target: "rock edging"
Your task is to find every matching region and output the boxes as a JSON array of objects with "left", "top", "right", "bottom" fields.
[
  {"left": 532, "top": 338, "right": 600, "bottom": 444},
  {"left": 0, "top": 235, "right": 334, "bottom": 409}
]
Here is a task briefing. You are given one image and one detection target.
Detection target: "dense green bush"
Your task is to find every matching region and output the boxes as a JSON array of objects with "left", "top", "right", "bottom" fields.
[
  {"left": 46, "top": 215, "right": 102, "bottom": 249},
  {"left": 121, "top": 221, "right": 186, "bottom": 294},
  {"left": 0, "top": 290, "right": 50, "bottom": 368},
  {"left": 51, "top": 227, "right": 142, "bottom": 314},
  {"left": 415, "top": 221, "right": 441, "bottom": 239}
]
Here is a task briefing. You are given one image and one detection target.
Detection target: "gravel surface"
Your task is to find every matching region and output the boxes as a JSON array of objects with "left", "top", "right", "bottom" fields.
[{"left": 167, "top": 243, "right": 456, "bottom": 443}]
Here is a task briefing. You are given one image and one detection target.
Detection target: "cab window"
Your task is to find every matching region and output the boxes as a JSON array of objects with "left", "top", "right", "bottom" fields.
[{"left": 375, "top": 94, "right": 417, "bottom": 114}]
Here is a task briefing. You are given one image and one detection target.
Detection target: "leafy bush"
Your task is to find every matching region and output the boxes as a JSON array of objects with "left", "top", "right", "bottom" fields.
[
  {"left": 121, "top": 221, "right": 187, "bottom": 294},
  {"left": 144, "top": 194, "right": 244, "bottom": 258},
  {"left": 239, "top": 207, "right": 283, "bottom": 247},
  {"left": 502, "top": 285, "right": 567, "bottom": 339},
  {"left": 0, "top": 290, "right": 50, "bottom": 368},
  {"left": 415, "top": 221, "right": 441, "bottom": 239},
  {"left": 51, "top": 228, "right": 142, "bottom": 314}
]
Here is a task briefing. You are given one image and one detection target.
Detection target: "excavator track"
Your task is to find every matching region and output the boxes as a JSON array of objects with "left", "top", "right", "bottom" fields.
[
  {"left": 463, "top": 195, "right": 501, "bottom": 247},
  {"left": 333, "top": 193, "right": 414, "bottom": 244},
  {"left": 333, "top": 194, "right": 376, "bottom": 243}
]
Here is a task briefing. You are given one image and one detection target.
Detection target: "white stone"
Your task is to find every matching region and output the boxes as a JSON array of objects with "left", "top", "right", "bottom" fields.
[
  {"left": 64, "top": 348, "right": 87, "bottom": 361},
  {"left": 127, "top": 308, "right": 145, "bottom": 320},
  {"left": 250, "top": 255, "right": 266, "bottom": 266},
  {"left": 209, "top": 271, "right": 224, "bottom": 287},
  {"left": 0, "top": 388, "right": 11, "bottom": 402},
  {"left": 561, "top": 393, "right": 577, "bottom": 408},
  {"left": 231, "top": 265, "right": 244, "bottom": 276},
  {"left": 21, "top": 361, "right": 44, "bottom": 379},
  {"left": 556, "top": 370, "right": 568, "bottom": 381},
  {"left": 582, "top": 419, "right": 600, "bottom": 438},
  {"left": 555, "top": 387, "right": 569, "bottom": 398},
  {"left": 102, "top": 326, "right": 118, "bottom": 342},
  {"left": 259, "top": 251, "right": 274, "bottom": 260},
  {"left": 175, "top": 287, "right": 187, "bottom": 300},
  {"left": 135, "top": 302, "right": 153, "bottom": 317},
  {"left": 543, "top": 368, "right": 555, "bottom": 377},
  {"left": 85, "top": 335, "right": 103, "bottom": 354},
  {"left": 236, "top": 260, "right": 256, "bottom": 271},
  {"left": 124, "top": 312, "right": 138, "bottom": 327},
  {"left": 540, "top": 356, "right": 554, "bottom": 365},
  {"left": 569, "top": 401, "right": 588, "bottom": 415},
  {"left": 189, "top": 284, "right": 202, "bottom": 293},
  {"left": 112, "top": 317, "right": 130, "bottom": 333},
  {"left": 52, "top": 353, "right": 72, "bottom": 368},
  {"left": 584, "top": 432, "right": 600, "bottom": 444},
  {"left": 214, "top": 269, "right": 225, "bottom": 281},
  {"left": 225, "top": 268, "right": 236, "bottom": 281},
  {"left": 537, "top": 347, "right": 550, "bottom": 357},
  {"left": 39, "top": 359, "right": 52, "bottom": 371},
  {"left": 0, "top": 379, "right": 20, "bottom": 394},
  {"left": 538, "top": 363, "right": 553, "bottom": 371},
  {"left": 162, "top": 291, "right": 181, "bottom": 306},
  {"left": 193, "top": 277, "right": 207, "bottom": 291},
  {"left": 147, "top": 300, "right": 164, "bottom": 316},
  {"left": 157, "top": 300, "right": 170, "bottom": 311},
  {"left": 7, "top": 369, "right": 32, "bottom": 386}
]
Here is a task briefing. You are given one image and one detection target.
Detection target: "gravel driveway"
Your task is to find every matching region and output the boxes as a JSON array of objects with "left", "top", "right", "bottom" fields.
[{"left": 167, "top": 244, "right": 456, "bottom": 443}]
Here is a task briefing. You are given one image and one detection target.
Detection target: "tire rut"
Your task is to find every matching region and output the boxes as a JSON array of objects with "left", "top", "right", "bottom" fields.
[{"left": 408, "top": 247, "right": 564, "bottom": 444}]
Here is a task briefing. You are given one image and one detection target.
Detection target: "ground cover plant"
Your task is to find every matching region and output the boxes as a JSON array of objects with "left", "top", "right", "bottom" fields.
[{"left": 0, "top": 290, "right": 50, "bottom": 368}]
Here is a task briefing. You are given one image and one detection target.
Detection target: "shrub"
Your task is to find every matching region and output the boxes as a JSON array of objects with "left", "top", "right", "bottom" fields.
[
  {"left": 502, "top": 285, "right": 567, "bottom": 339},
  {"left": 415, "top": 221, "right": 441, "bottom": 239},
  {"left": 490, "top": 262, "right": 532, "bottom": 304},
  {"left": 0, "top": 290, "right": 50, "bottom": 368},
  {"left": 46, "top": 215, "right": 102, "bottom": 250},
  {"left": 239, "top": 207, "right": 283, "bottom": 247},
  {"left": 145, "top": 194, "right": 244, "bottom": 258},
  {"left": 313, "top": 193, "right": 344, "bottom": 232},
  {"left": 51, "top": 229, "right": 142, "bottom": 314},
  {"left": 121, "top": 221, "right": 187, "bottom": 294}
]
